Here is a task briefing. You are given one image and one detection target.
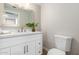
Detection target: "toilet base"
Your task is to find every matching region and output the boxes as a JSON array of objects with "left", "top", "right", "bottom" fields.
[{"left": 47, "top": 48, "right": 66, "bottom": 55}]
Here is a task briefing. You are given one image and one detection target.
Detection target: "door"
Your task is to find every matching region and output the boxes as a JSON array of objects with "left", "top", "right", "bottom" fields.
[
  {"left": 0, "top": 48, "right": 10, "bottom": 55},
  {"left": 36, "top": 38, "right": 42, "bottom": 55},
  {"left": 25, "top": 41, "right": 36, "bottom": 55},
  {"left": 11, "top": 43, "right": 25, "bottom": 55}
]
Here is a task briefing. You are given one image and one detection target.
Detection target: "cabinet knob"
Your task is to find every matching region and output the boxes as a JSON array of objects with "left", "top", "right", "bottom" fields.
[
  {"left": 39, "top": 50, "right": 41, "bottom": 53},
  {"left": 39, "top": 42, "right": 41, "bottom": 45}
]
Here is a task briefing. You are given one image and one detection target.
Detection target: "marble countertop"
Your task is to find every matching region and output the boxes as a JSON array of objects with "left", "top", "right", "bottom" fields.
[{"left": 0, "top": 31, "right": 42, "bottom": 39}]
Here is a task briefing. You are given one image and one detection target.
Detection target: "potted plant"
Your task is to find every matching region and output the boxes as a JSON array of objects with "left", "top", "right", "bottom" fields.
[{"left": 26, "top": 22, "right": 38, "bottom": 32}]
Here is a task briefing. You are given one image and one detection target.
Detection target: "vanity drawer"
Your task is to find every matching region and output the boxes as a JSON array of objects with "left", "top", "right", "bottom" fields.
[
  {"left": 0, "top": 36, "right": 26, "bottom": 49},
  {"left": 0, "top": 48, "right": 10, "bottom": 55},
  {"left": 0, "top": 34, "right": 42, "bottom": 49}
]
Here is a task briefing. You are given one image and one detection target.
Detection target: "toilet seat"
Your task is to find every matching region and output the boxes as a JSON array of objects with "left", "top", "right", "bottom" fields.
[{"left": 47, "top": 48, "right": 66, "bottom": 55}]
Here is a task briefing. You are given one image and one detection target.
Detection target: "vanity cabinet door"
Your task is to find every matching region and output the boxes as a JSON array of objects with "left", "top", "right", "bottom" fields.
[
  {"left": 11, "top": 43, "right": 25, "bottom": 55},
  {"left": 28, "top": 41, "right": 36, "bottom": 55},
  {"left": 36, "top": 38, "right": 42, "bottom": 55},
  {"left": 0, "top": 48, "right": 10, "bottom": 55},
  {"left": 25, "top": 41, "right": 36, "bottom": 55}
]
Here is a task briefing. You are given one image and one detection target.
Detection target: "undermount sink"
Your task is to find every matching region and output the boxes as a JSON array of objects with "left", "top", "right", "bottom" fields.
[{"left": 0, "top": 31, "right": 12, "bottom": 35}]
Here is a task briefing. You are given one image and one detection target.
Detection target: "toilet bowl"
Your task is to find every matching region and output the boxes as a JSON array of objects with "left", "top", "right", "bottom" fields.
[
  {"left": 48, "top": 48, "right": 65, "bottom": 55},
  {"left": 47, "top": 35, "right": 72, "bottom": 55}
]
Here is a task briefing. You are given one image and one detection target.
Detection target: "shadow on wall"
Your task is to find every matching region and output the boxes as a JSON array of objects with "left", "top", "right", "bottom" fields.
[
  {"left": 71, "top": 38, "right": 79, "bottom": 55},
  {"left": 43, "top": 32, "right": 49, "bottom": 48}
]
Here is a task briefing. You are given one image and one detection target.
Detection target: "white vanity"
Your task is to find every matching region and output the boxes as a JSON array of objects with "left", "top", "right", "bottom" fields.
[
  {"left": 0, "top": 32, "right": 43, "bottom": 55},
  {"left": 0, "top": 3, "right": 42, "bottom": 55}
]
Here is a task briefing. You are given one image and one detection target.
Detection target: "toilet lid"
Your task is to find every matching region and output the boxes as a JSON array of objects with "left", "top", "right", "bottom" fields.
[{"left": 48, "top": 48, "right": 65, "bottom": 55}]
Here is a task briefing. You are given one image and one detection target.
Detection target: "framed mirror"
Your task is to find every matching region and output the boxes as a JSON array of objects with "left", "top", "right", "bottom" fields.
[{"left": 3, "top": 3, "right": 34, "bottom": 27}]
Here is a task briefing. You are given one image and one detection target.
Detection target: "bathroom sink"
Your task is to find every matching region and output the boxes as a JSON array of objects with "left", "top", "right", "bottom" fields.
[
  {"left": 0, "top": 31, "right": 16, "bottom": 38},
  {"left": 0, "top": 31, "right": 20, "bottom": 39},
  {"left": 0, "top": 31, "right": 12, "bottom": 35}
]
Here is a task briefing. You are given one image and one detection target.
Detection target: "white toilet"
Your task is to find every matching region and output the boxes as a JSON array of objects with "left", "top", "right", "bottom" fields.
[{"left": 47, "top": 35, "right": 72, "bottom": 55}]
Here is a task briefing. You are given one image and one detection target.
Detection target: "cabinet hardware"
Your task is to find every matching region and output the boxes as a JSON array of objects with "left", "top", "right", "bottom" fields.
[
  {"left": 27, "top": 45, "right": 28, "bottom": 52},
  {"left": 39, "top": 42, "right": 40, "bottom": 45},
  {"left": 24, "top": 46, "right": 25, "bottom": 54},
  {"left": 39, "top": 51, "right": 41, "bottom": 53}
]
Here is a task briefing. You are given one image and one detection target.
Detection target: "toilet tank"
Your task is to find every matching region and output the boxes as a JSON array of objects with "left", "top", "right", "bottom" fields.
[{"left": 54, "top": 35, "right": 72, "bottom": 52}]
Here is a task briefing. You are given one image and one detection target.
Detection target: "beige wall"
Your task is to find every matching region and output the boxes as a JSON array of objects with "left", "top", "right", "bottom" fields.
[{"left": 41, "top": 3, "right": 79, "bottom": 55}]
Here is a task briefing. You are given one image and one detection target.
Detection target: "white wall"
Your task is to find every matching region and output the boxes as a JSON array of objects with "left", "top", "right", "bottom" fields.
[{"left": 41, "top": 3, "right": 79, "bottom": 55}]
